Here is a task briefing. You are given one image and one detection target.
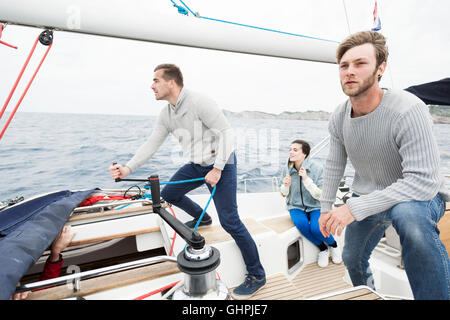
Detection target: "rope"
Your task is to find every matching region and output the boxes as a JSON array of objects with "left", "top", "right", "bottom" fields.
[
  {"left": 168, "top": 206, "right": 177, "bottom": 256},
  {"left": 133, "top": 280, "right": 180, "bottom": 300},
  {"left": 170, "top": 0, "right": 338, "bottom": 43},
  {"left": 192, "top": 183, "right": 216, "bottom": 231},
  {"left": 0, "top": 33, "right": 53, "bottom": 140},
  {"left": 0, "top": 24, "right": 18, "bottom": 49},
  {"left": 169, "top": 0, "right": 189, "bottom": 15},
  {"left": 0, "top": 40, "right": 18, "bottom": 49},
  {"left": 156, "top": 177, "right": 216, "bottom": 232},
  {"left": 160, "top": 177, "right": 205, "bottom": 185},
  {"left": 177, "top": 0, "right": 197, "bottom": 16},
  {"left": 200, "top": 16, "right": 338, "bottom": 43},
  {"left": 120, "top": 177, "right": 216, "bottom": 233}
]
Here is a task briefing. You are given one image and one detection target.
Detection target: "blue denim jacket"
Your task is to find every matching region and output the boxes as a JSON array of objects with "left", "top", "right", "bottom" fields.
[{"left": 280, "top": 157, "right": 323, "bottom": 212}]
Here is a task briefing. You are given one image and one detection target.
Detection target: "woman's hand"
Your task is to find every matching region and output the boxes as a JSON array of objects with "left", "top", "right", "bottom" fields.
[
  {"left": 298, "top": 167, "right": 308, "bottom": 179},
  {"left": 283, "top": 174, "right": 291, "bottom": 187}
]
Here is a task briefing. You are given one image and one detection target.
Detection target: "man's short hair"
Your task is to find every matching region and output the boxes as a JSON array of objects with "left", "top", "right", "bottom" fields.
[
  {"left": 336, "top": 30, "right": 389, "bottom": 69},
  {"left": 154, "top": 64, "right": 184, "bottom": 87}
]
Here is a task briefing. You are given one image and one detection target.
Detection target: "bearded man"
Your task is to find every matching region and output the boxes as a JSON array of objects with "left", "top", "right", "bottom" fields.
[{"left": 318, "top": 31, "right": 450, "bottom": 300}]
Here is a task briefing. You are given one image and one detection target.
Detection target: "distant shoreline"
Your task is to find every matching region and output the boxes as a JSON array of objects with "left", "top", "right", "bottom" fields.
[
  {"left": 14, "top": 107, "right": 450, "bottom": 123},
  {"left": 224, "top": 107, "right": 450, "bottom": 124},
  {"left": 224, "top": 109, "right": 331, "bottom": 121}
]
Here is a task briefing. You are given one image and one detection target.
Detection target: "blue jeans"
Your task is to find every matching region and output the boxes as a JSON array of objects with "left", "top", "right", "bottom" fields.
[
  {"left": 343, "top": 193, "right": 449, "bottom": 300},
  {"left": 160, "top": 153, "right": 265, "bottom": 278},
  {"left": 290, "top": 208, "right": 335, "bottom": 247}
]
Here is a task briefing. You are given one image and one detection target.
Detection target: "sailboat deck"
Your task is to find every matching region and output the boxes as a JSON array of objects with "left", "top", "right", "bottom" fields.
[
  {"left": 318, "top": 287, "right": 384, "bottom": 300},
  {"left": 27, "top": 261, "right": 180, "bottom": 300},
  {"left": 24, "top": 200, "right": 448, "bottom": 300},
  {"left": 244, "top": 262, "right": 353, "bottom": 300}
]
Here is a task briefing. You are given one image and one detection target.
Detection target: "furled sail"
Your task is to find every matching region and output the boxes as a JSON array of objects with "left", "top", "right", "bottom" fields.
[
  {"left": 405, "top": 78, "right": 450, "bottom": 106},
  {"left": 0, "top": 189, "right": 94, "bottom": 300},
  {"left": 0, "top": 0, "right": 338, "bottom": 64}
]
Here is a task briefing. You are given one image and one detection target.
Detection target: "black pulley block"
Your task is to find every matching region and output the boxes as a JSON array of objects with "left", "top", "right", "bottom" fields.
[{"left": 39, "top": 30, "right": 53, "bottom": 46}]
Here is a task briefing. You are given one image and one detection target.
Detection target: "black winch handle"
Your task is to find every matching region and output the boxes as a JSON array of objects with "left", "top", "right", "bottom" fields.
[
  {"left": 149, "top": 174, "right": 205, "bottom": 249},
  {"left": 110, "top": 171, "right": 206, "bottom": 249},
  {"left": 112, "top": 162, "right": 150, "bottom": 183},
  {"left": 112, "top": 162, "right": 121, "bottom": 182}
]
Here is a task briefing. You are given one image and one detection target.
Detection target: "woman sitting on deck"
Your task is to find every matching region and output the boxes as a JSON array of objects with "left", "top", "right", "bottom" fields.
[{"left": 280, "top": 139, "right": 342, "bottom": 267}]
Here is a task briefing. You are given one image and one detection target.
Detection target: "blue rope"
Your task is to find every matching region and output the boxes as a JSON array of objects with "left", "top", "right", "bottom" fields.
[
  {"left": 178, "top": 0, "right": 197, "bottom": 16},
  {"left": 116, "top": 176, "right": 217, "bottom": 236},
  {"left": 159, "top": 177, "right": 216, "bottom": 232},
  {"left": 200, "top": 16, "right": 338, "bottom": 43},
  {"left": 170, "top": 0, "right": 338, "bottom": 43},
  {"left": 160, "top": 177, "right": 205, "bottom": 185},
  {"left": 170, "top": 0, "right": 189, "bottom": 15},
  {"left": 192, "top": 184, "right": 216, "bottom": 231},
  {"left": 184, "top": 182, "right": 216, "bottom": 250}
]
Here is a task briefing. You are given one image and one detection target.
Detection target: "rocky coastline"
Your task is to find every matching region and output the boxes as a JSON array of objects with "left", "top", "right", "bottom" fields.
[
  {"left": 224, "top": 109, "right": 330, "bottom": 121},
  {"left": 224, "top": 108, "right": 450, "bottom": 123}
]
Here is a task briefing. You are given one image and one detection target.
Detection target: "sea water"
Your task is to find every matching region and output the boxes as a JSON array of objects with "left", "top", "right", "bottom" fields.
[{"left": 1, "top": 112, "right": 449, "bottom": 201}]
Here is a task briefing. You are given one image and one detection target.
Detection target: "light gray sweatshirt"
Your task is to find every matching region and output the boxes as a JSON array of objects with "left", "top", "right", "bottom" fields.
[
  {"left": 126, "top": 88, "right": 235, "bottom": 172},
  {"left": 320, "top": 88, "right": 450, "bottom": 221}
]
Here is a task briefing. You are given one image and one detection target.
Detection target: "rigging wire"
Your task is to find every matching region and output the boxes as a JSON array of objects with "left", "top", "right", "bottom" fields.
[{"left": 341, "top": 0, "right": 352, "bottom": 35}]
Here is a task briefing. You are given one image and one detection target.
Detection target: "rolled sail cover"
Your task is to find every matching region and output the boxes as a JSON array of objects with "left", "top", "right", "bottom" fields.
[{"left": 0, "top": 189, "right": 94, "bottom": 300}]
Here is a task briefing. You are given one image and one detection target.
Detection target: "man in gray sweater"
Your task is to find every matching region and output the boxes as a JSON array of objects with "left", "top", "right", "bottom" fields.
[
  {"left": 318, "top": 31, "right": 449, "bottom": 299},
  {"left": 109, "top": 64, "right": 265, "bottom": 299}
]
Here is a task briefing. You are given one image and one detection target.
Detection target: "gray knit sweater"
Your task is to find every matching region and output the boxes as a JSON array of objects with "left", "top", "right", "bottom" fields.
[
  {"left": 126, "top": 88, "right": 235, "bottom": 172},
  {"left": 320, "top": 88, "right": 450, "bottom": 221}
]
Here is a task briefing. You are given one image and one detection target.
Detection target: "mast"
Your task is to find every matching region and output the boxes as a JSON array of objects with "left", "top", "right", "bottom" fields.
[{"left": 0, "top": 0, "right": 337, "bottom": 64}]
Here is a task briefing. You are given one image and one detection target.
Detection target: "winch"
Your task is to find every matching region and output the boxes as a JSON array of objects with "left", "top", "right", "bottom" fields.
[{"left": 145, "top": 174, "right": 230, "bottom": 300}]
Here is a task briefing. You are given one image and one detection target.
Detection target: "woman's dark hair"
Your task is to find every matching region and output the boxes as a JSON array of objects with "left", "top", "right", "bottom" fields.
[{"left": 291, "top": 139, "right": 311, "bottom": 158}]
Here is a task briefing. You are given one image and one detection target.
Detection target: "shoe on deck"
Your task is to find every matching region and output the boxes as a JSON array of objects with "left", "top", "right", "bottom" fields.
[
  {"left": 231, "top": 275, "right": 266, "bottom": 300},
  {"left": 318, "top": 249, "right": 329, "bottom": 268},
  {"left": 184, "top": 216, "right": 212, "bottom": 229},
  {"left": 330, "top": 246, "right": 342, "bottom": 264}
]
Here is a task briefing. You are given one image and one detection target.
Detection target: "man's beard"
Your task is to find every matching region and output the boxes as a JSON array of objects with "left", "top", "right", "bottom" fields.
[{"left": 341, "top": 68, "right": 378, "bottom": 97}]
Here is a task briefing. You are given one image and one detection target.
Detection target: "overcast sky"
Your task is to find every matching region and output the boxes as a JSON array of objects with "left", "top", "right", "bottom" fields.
[{"left": 0, "top": 0, "right": 449, "bottom": 116}]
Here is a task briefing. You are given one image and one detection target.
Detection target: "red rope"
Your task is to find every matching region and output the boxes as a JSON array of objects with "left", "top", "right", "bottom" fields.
[
  {"left": 132, "top": 206, "right": 179, "bottom": 300},
  {"left": 0, "top": 37, "right": 38, "bottom": 121},
  {"left": 0, "top": 24, "right": 17, "bottom": 49},
  {"left": 79, "top": 195, "right": 131, "bottom": 207},
  {"left": 0, "top": 34, "right": 52, "bottom": 140},
  {"left": 0, "top": 40, "right": 18, "bottom": 49},
  {"left": 132, "top": 206, "right": 221, "bottom": 300},
  {"left": 168, "top": 206, "right": 177, "bottom": 256},
  {"left": 133, "top": 280, "right": 180, "bottom": 300}
]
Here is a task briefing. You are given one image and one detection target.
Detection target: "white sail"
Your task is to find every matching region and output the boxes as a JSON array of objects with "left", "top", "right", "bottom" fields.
[{"left": 0, "top": 0, "right": 338, "bottom": 64}]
